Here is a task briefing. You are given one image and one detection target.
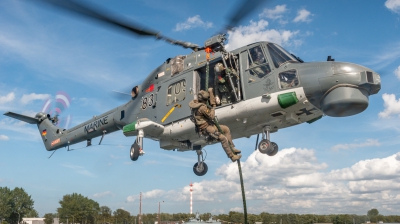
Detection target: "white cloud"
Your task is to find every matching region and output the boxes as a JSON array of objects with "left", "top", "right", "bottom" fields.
[
  {"left": 126, "top": 189, "right": 166, "bottom": 202},
  {"left": 0, "top": 92, "right": 15, "bottom": 104},
  {"left": 61, "top": 164, "right": 96, "bottom": 177},
  {"left": 385, "top": 0, "right": 400, "bottom": 14},
  {"left": 0, "top": 118, "right": 39, "bottom": 141},
  {"left": 379, "top": 93, "right": 400, "bottom": 118},
  {"left": 329, "top": 153, "right": 400, "bottom": 181},
  {"left": 293, "top": 9, "right": 313, "bottom": 23},
  {"left": 366, "top": 42, "right": 400, "bottom": 70},
  {"left": 225, "top": 19, "right": 299, "bottom": 50},
  {"left": 128, "top": 149, "right": 400, "bottom": 214},
  {"left": 20, "top": 93, "right": 50, "bottom": 105},
  {"left": 331, "top": 139, "right": 380, "bottom": 151},
  {"left": 93, "top": 191, "right": 114, "bottom": 198},
  {"left": 0, "top": 135, "right": 9, "bottom": 141},
  {"left": 174, "top": 15, "right": 213, "bottom": 31},
  {"left": 395, "top": 65, "right": 400, "bottom": 79},
  {"left": 259, "top": 5, "right": 287, "bottom": 20}
]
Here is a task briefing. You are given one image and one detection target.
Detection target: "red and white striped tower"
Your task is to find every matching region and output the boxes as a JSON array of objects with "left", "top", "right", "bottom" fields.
[{"left": 190, "top": 182, "right": 193, "bottom": 214}]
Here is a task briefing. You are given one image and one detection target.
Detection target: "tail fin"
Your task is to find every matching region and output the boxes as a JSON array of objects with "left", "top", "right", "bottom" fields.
[{"left": 4, "top": 111, "right": 62, "bottom": 151}]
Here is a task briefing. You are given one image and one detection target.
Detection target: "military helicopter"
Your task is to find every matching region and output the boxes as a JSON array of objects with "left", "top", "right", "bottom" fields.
[{"left": 4, "top": 0, "right": 381, "bottom": 176}]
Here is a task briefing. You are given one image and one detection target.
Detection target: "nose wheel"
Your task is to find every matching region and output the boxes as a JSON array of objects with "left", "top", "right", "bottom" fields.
[
  {"left": 130, "top": 129, "right": 145, "bottom": 161},
  {"left": 193, "top": 148, "right": 208, "bottom": 176},
  {"left": 258, "top": 126, "right": 279, "bottom": 156},
  {"left": 193, "top": 162, "right": 208, "bottom": 176},
  {"left": 130, "top": 141, "right": 140, "bottom": 161}
]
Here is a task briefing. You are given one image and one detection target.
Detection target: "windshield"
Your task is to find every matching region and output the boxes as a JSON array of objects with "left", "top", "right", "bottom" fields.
[{"left": 267, "top": 43, "right": 299, "bottom": 68}]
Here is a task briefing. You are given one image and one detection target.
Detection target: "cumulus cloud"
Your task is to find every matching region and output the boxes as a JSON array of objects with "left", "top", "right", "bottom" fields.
[
  {"left": 331, "top": 139, "right": 380, "bottom": 151},
  {"left": 128, "top": 148, "right": 400, "bottom": 214},
  {"left": 379, "top": 93, "right": 400, "bottom": 118},
  {"left": 259, "top": 5, "right": 287, "bottom": 20},
  {"left": 395, "top": 65, "right": 400, "bottom": 79},
  {"left": 0, "top": 135, "right": 9, "bottom": 141},
  {"left": 385, "top": 0, "right": 400, "bottom": 14},
  {"left": 93, "top": 191, "right": 114, "bottom": 198},
  {"left": 174, "top": 15, "right": 213, "bottom": 31},
  {"left": 225, "top": 19, "right": 299, "bottom": 50},
  {"left": 293, "top": 9, "right": 313, "bottom": 23},
  {"left": 0, "top": 92, "right": 15, "bottom": 104},
  {"left": 20, "top": 93, "right": 50, "bottom": 105},
  {"left": 329, "top": 153, "right": 400, "bottom": 181}
]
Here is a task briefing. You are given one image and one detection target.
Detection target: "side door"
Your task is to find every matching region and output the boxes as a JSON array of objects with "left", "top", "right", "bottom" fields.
[{"left": 156, "top": 72, "right": 194, "bottom": 124}]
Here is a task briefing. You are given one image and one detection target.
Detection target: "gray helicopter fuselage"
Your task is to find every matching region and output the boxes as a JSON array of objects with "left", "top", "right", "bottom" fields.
[{"left": 21, "top": 41, "right": 380, "bottom": 152}]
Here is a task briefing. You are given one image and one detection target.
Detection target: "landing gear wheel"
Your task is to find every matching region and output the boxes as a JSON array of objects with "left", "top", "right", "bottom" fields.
[
  {"left": 130, "top": 142, "right": 140, "bottom": 161},
  {"left": 193, "top": 162, "right": 208, "bottom": 176},
  {"left": 267, "top": 142, "right": 278, "bottom": 156},
  {"left": 258, "top": 139, "right": 271, "bottom": 154}
]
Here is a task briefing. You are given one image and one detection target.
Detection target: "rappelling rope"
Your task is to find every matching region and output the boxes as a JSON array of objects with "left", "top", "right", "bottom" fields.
[{"left": 205, "top": 59, "right": 248, "bottom": 224}]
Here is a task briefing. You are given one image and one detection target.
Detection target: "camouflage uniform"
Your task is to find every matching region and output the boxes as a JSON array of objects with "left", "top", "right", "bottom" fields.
[
  {"left": 214, "top": 63, "right": 233, "bottom": 105},
  {"left": 188, "top": 90, "right": 241, "bottom": 162}
]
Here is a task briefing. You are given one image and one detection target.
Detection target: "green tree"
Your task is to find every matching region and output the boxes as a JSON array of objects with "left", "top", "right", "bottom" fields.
[
  {"left": 228, "top": 211, "right": 243, "bottom": 223},
  {"left": 200, "top": 213, "right": 211, "bottom": 222},
  {"left": 25, "top": 209, "right": 39, "bottom": 218},
  {"left": 368, "top": 208, "right": 379, "bottom": 222},
  {"left": 8, "top": 187, "right": 35, "bottom": 224},
  {"left": 99, "top": 206, "right": 112, "bottom": 224},
  {"left": 113, "top": 209, "right": 130, "bottom": 224},
  {"left": 0, "top": 187, "right": 12, "bottom": 223},
  {"left": 43, "top": 213, "right": 54, "bottom": 224},
  {"left": 57, "top": 193, "right": 100, "bottom": 224}
]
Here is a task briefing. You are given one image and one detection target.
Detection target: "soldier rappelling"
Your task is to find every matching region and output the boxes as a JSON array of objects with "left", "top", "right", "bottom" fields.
[{"left": 188, "top": 88, "right": 242, "bottom": 162}]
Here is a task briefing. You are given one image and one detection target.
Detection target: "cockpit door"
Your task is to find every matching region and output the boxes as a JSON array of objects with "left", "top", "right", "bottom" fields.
[{"left": 241, "top": 44, "right": 277, "bottom": 100}]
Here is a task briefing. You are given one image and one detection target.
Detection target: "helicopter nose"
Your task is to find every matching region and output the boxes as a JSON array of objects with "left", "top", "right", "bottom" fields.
[{"left": 303, "top": 62, "right": 381, "bottom": 117}]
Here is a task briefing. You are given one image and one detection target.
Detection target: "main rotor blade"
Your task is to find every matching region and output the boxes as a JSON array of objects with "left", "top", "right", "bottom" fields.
[
  {"left": 35, "top": 0, "right": 200, "bottom": 50},
  {"left": 225, "top": 0, "right": 267, "bottom": 31}
]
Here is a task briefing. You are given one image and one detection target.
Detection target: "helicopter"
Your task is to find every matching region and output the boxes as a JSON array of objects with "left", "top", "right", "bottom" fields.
[{"left": 4, "top": 0, "right": 381, "bottom": 176}]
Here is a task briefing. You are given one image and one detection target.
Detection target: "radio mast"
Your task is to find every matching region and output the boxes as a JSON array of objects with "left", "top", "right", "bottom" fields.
[
  {"left": 190, "top": 182, "right": 193, "bottom": 214},
  {"left": 139, "top": 192, "right": 142, "bottom": 224}
]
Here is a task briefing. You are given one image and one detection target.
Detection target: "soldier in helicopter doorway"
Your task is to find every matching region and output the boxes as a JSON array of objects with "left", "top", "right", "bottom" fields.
[
  {"left": 214, "top": 63, "right": 237, "bottom": 105},
  {"left": 188, "top": 88, "right": 242, "bottom": 162}
]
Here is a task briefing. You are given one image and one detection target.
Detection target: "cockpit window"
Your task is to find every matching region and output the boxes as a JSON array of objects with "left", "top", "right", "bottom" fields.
[
  {"left": 267, "top": 43, "right": 299, "bottom": 68},
  {"left": 249, "top": 46, "right": 266, "bottom": 66},
  {"left": 247, "top": 46, "right": 271, "bottom": 83},
  {"left": 131, "top": 86, "right": 139, "bottom": 99},
  {"left": 279, "top": 69, "right": 299, "bottom": 89},
  {"left": 166, "top": 79, "right": 186, "bottom": 106}
]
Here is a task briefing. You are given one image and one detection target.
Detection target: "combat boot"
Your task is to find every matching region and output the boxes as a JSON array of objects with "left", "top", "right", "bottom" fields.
[
  {"left": 230, "top": 154, "right": 242, "bottom": 162},
  {"left": 231, "top": 147, "right": 241, "bottom": 154}
]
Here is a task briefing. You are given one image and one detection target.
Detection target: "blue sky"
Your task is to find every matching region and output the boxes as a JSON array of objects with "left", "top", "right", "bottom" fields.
[{"left": 1, "top": 0, "right": 400, "bottom": 217}]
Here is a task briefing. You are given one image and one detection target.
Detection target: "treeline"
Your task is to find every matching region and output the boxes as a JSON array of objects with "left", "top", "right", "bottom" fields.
[
  {"left": 2, "top": 188, "right": 400, "bottom": 224},
  {"left": 214, "top": 210, "right": 400, "bottom": 224},
  {"left": 43, "top": 210, "right": 400, "bottom": 224}
]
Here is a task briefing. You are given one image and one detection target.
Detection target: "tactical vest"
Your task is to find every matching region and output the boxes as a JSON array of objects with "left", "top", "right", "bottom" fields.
[{"left": 190, "top": 104, "right": 209, "bottom": 130}]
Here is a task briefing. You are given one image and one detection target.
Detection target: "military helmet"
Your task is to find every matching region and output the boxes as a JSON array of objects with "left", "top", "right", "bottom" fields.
[
  {"left": 214, "top": 63, "right": 225, "bottom": 73},
  {"left": 197, "top": 90, "right": 209, "bottom": 101}
]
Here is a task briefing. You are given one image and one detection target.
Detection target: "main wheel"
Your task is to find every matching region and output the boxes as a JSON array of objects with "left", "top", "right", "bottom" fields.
[
  {"left": 193, "top": 162, "right": 208, "bottom": 176},
  {"left": 130, "top": 141, "right": 140, "bottom": 161},
  {"left": 267, "top": 142, "right": 278, "bottom": 156},
  {"left": 258, "top": 139, "right": 271, "bottom": 154}
]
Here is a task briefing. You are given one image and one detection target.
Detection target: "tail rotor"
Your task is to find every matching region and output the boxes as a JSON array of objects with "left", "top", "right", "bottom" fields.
[{"left": 41, "top": 91, "right": 72, "bottom": 129}]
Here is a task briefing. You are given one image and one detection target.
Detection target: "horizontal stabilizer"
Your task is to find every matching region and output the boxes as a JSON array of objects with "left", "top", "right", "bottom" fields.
[{"left": 3, "top": 111, "right": 38, "bottom": 124}]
